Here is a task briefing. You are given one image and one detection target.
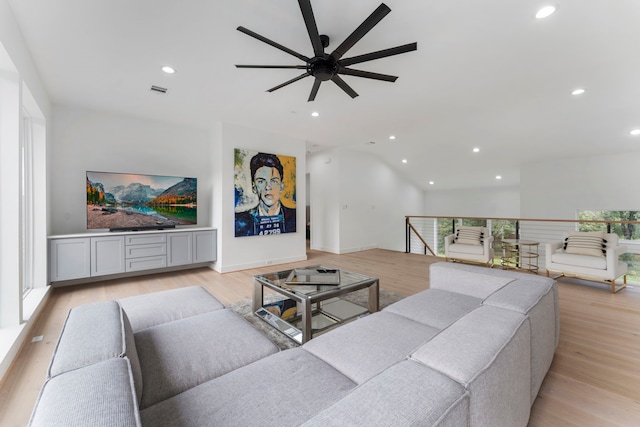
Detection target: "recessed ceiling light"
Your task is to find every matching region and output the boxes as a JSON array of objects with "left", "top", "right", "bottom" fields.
[
  {"left": 311, "top": 112, "right": 319, "bottom": 117},
  {"left": 536, "top": 5, "right": 556, "bottom": 19},
  {"left": 473, "top": 147, "right": 480, "bottom": 153},
  {"left": 162, "top": 66, "right": 175, "bottom": 74},
  {"left": 571, "top": 88, "right": 585, "bottom": 95},
  {"left": 496, "top": 175, "right": 502, "bottom": 180},
  {"left": 389, "top": 135, "right": 396, "bottom": 140},
  {"left": 429, "top": 181, "right": 435, "bottom": 185},
  {"left": 630, "top": 129, "right": 640, "bottom": 136},
  {"left": 402, "top": 159, "right": 408, "bottom": 164}
]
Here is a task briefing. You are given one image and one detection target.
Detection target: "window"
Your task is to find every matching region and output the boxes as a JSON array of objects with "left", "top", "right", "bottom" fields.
[{"left": 20, "top": 112, "right": 35, "bottom": 296}]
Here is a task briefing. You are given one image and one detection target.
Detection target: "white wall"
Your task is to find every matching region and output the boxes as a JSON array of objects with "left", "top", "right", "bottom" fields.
[
  {"left": 424, "top": 186, "right": 521, "bottom": 218},
  {"left": 50, "top": 105, "right": 214, "bottom": 235},
  {"left": 521, "top": 152, "right": 640, "bottom": 219},
  {"left": 309, "top": 148, "right": 424, "bottom": 253},
  {"left": 308, "top": 152, "right": 341, "bottom": 253},
  {"left": 218, "top": 123, "right": 307, "bottom": 272}
]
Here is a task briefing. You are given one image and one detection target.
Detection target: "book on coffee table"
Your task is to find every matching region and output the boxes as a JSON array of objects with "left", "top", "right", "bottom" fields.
[{"left": 284, "top": 268, "right": 340, "bottom": 285}]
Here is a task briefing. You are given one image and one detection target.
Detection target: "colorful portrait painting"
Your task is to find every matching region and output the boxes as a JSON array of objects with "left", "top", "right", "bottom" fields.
[{"left": 234, "top": 149, "right": 296, "bottom": 237}]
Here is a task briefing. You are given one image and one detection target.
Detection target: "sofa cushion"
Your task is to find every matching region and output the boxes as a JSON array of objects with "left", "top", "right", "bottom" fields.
[
  {"left": 301, "top": 360, "right": 469, "bottom": 427},
  {"left": 551, "top": 251, "right": 607, "bottom": 269},
  {"left": 30, "top": 357, "right": 141, "bottom": 427},
  {"left": 303, "top": 311, "right": 439, "bottom": 384},
  {"left": 122, "top": 310, "right": 143, "bottom": 404},
  {"left": 135, "top": 308, "right": 279, "bottom": 409},
  {"left": 433, "top": 261, "right": 551, "bottom": 284},
  {"left": 48, "top": 301, "right": 136, "bottom": 379},
  {"left": 384, "top": 288, "right": 481, "bottom": 329},
  {"left": 483, "top": 278, "right": 559, "bottom": 403},
  {"left": 454, "top": 226, "right": 483, "bottom": 246},
  {"left": 429, "top": 263, "right": 514, "bottom": 299},
  {"left": 140, "top": 348, "right": 356, "bottom": 427},
  {"left": 118, "top": 286, "right": 224, "bottom": 332},
  {"left": 411, "top": 306, "right": 531, "bottom": 427},
  {"left": 564, "top": 231, "right": 606, "bottom": 257}
]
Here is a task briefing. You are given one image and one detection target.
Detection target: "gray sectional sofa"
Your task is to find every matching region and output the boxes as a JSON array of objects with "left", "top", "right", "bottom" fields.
[{"left": 29, "top": 262, "right": 559, "bottom": 426}]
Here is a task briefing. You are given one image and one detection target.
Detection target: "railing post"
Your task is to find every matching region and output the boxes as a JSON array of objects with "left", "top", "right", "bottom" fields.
[
  {"left": 516, "top": 220, "right": 520, "bottom": 238},
  {"left": 607, "top": 222, "right": 612, "bottom": 233},
  {"left": 406, "top": 217, "right": 410, "bottom": 253}
]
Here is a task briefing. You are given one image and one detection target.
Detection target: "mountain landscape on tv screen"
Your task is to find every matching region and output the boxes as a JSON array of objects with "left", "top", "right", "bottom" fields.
[{"left": 86, "top": 173, "right": 197, "bottom": 230}]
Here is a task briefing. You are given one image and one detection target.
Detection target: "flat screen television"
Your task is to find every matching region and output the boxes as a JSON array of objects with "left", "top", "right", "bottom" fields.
[{"left": 86, "top": 171, "right": 197, "bottom": 231}]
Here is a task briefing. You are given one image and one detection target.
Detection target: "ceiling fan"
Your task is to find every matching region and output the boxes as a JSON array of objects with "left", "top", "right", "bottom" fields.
[{"left": 235, "top": 1, "right": 417, "bottom": 101}]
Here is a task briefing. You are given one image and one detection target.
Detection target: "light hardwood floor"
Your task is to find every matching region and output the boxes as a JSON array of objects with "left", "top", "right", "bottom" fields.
[{"left": 1, "top": 248, "right": 639, "bottom": 426}]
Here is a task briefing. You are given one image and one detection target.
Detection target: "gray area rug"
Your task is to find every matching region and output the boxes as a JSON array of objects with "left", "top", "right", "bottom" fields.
[{"left": 228, "top": 288, "right": 405, "bottom": 350}]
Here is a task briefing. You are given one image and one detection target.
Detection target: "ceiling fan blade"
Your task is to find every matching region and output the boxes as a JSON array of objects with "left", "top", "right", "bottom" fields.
[
  {"left": 298, "top": 0, "right": 324, "bottom": 56},
  {"left": 308, "top": 79, "right": 321, "bottom": 102},
  {"left": 331, "top": 75, "right": 359, "bottom": 98},
  {"left": 236, "top": 65, "right": 307, "bottom": 69},
  {"left": 338, "top": 68, "right": 397, "bottom": 82},
  {"left": 330, "top": 3, "right": 391, "bottom": 60},
  {"left": 339, "top": 42, "right": 417, "bottom": 67},
  {"left": 266, "top": 72, "right": 310, "bottom": 93},
  {"left": 237, "top": 26, "right": 310, "bottom": 63}
]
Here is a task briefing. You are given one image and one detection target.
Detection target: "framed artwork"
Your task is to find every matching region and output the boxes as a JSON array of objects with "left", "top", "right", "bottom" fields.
[{"left": 234, "top": 149, "right": 296, "bottom": 237}]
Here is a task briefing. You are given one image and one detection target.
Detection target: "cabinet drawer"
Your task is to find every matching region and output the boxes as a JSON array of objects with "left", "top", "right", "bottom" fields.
[
  {"left": 125, "top": 243, "right": 167, "bottom": 259},
  {"left": 125, "top": 234, "right": 166, "bottom": 246},
  {"left": 125, "top": 255, "right": 167, "bottom": 272}
]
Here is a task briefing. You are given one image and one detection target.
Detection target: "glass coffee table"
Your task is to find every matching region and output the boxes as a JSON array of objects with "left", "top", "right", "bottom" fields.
[{"left": 253, "top": 265, "right": 379, "bottom": 344}]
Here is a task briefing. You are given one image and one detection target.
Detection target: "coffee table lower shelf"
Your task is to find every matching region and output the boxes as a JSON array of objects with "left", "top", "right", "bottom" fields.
[{"left": 255, "top": 298, "right": 368, "bottom": 344}]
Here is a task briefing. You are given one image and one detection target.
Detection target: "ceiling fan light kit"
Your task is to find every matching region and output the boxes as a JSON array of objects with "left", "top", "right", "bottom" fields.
[{"left": 236, "top": 1, "right": 417, "bottom": 101}]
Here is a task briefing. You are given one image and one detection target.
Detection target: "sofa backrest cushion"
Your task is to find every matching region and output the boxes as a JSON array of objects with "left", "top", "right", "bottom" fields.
[
  {"left": 47, "top": 300, "right": 143, "bottom": 404},
  {"left": 429, "top": 263, "right": 514, "bottom": 299},
  {"left": 30, "top": 357, "right": 141, "bottom": 427},
  {"left": 411, "top": 305, "right": 531, "bottom": 427},
  {"left": 301, "top": 360, "right": 469, "bottom": 427},
  {"left": 118, "top": 286, "right": 224, "bottom": 332}
]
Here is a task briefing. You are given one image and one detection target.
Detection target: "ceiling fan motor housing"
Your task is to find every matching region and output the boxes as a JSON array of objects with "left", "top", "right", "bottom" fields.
[{"left": 308, "top": 56, "right": 338, "bottom": 81}]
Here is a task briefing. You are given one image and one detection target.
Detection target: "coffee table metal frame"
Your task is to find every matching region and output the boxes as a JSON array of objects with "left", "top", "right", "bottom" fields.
[{"left": 253, "top": 265, "right": 379, "bottom": 344}]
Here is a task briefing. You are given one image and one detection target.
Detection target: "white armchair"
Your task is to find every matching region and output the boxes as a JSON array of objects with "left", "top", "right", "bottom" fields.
[
  {"left": 545, "top": 231, "right": 628, "bottom": 293},
  {"left": 444, "top": 226, "right": 494, "bottom": 267}
]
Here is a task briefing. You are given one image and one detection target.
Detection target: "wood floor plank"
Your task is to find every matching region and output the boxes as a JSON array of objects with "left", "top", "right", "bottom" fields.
[{"left": 0, "top": 248, "right": 639, "bottom": 426}]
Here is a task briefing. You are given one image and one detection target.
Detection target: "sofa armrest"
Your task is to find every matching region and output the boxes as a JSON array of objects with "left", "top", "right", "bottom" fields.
[
  {"left": 483, "top": 235, "right": 494, "bottom": 252},
  {"left": 545, "top": 242, "right": 563, "bottom": 265},
  {"left": 606, "top": 245, "right": 628, "bottom": 272},
  {"left": 444, "top": 234, "right": 455, "bottom": 251}
]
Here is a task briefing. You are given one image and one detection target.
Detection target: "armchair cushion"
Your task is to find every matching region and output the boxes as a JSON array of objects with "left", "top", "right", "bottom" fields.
[
  {"left": 564, "top": 231, "right": 606, "bottom": 257},
  {"left": 550, "top": 252, "right": 607, "bottom": 270}
]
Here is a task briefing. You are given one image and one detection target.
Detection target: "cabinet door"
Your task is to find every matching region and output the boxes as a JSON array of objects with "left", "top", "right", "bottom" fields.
[
  {"left": 167, "top": 232, "right": 193, "bottom": 266},
  {"left": 90, "top": 236, "right": 125, "bottom": 277},
  {"left": 50, "top": 238, "right": 91, "bottom": 282},
  {"left": 192, "top": 230, "right": 217, "bottom": 263}
]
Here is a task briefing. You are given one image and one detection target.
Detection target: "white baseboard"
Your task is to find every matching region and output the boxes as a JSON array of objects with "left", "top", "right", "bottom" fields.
[{"left": 219, "top": 255, "right": 308, "bottom": 273}]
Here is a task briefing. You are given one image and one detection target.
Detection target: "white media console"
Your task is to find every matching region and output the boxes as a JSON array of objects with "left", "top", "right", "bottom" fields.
[{"left": 48, "top": 227, "right": 217, "bottom": 286}]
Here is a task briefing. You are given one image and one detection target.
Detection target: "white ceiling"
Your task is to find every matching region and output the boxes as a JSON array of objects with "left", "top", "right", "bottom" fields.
[{"left": 7, "top": 0, "right": 640, "bottom": 190}]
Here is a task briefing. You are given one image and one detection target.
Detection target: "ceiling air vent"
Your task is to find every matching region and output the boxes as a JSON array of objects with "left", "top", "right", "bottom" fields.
[{"left": 150, "top": 85, "right": 168, "bottom": 94}]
